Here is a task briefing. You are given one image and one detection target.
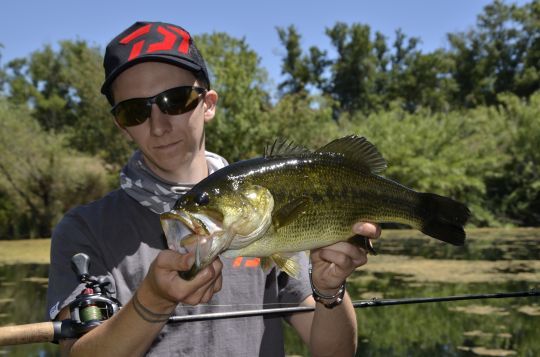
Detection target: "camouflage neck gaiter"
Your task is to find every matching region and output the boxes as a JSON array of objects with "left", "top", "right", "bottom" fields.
[{"left": 120, "top": 150, "right": 228, "bottom": 214}]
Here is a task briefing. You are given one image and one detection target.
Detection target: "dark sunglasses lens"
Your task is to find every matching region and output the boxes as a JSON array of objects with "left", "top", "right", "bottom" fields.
[
  {"left": 159, "top": 87, "right": 202, "bottom": 115},
  {"left": 114, "top": 100, "right": 150, "bottom": 127}
]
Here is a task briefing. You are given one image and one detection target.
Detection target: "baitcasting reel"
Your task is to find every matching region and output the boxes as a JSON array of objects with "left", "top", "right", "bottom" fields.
[{"left": 53, "top": 253, "right": 121, "bottom": 341}]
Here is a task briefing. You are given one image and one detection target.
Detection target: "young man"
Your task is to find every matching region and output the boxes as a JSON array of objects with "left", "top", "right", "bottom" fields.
[{"left": 46, "top": 21, "right": 381, "bottom": 356}]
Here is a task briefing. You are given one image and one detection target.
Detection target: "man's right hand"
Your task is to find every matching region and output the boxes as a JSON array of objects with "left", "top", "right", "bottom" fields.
[
  {"left": 138, "top": 250, "right": 223, "bottom": 314},
  {"left": 59, "top": 250, "right": 222, "bottom": 356}
]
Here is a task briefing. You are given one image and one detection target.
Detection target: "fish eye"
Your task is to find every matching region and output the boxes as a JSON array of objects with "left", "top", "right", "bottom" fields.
[{"left": 194, "top": 192, "right": 210, "bottom": 206}]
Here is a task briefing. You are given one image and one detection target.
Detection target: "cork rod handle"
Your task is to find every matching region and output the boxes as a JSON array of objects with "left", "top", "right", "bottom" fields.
[{"left": 0, "top": 322, "right": 55, "bottom": 345}]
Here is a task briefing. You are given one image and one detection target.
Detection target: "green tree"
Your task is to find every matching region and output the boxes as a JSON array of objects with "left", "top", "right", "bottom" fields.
[
  {"left": 0, "top": 43, "right": 6, "bottom": 93},
  {"left": 263, "top": 94, "right": 340, "bottom": 149},
  {"left": 486, "top": 92, "right": 540, "bottom": 225},
  {"left": 0, "top": 189, "right": 19, "bottom": 239},
  {"left": 58, "top": 40, "right": 132, "bottom": 167},
  {"left": 277, "top": 25, "right": 311, "bottom": 96},
  {"left": 195, "top": 32, "right": 272, "bottom": 161},
  {"left": 447, "top": 0, "right": 538, "bottom": 107},
  {"left": 276, "top": 23, "right": 456, "bottom": 115},
  {"left": 344, "top": 103, "right": 508, "bottom": 226},
  {"left": 325, "top": 22, "right": 378, "bottom": 114},
  {"left": 386, "top": 31, "right": 455, "bottom": 112},
  {"left": 276, "top": 25, "right": 330, "bottom": 97},
  {"left": 513, "top": 0, "right": 540, "bottom": 97},
  {"left": 371, "top": 31, "right": 390, "bottom": 107},
  {"left": 0, "top": 99, "right": 109, "bottom": 238},
  {"left": 447, "top": 31, "right": 486, "bottom": 107},
  {"left": 5, "top": 40, "right": 132, "bottom": 168}
]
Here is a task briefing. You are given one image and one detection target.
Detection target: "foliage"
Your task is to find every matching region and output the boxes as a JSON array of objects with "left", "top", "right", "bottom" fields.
[
  {"left": 325, "top": 22, "right": 379, "bottom": 114},
  {"left": 343, "top": 103, "right": 508, "bottom": 226},
  {"left": 4, "top": 40, "right": 132, "bottom": 168},
  {"left": 442, "top": 0, "right": 539, "bottom": 107},
  {"left": 262, "top": 94, "right": 341, "bottom": 149},
  {"left": 485, "top": 92, "right": 540, "bottom": 225},
  {"left": 0, "top": 99, "right": 110, "bottom": 238},
  {"left": 276, "top": 25, "right": 329, "bottom": 96},
  {"left": 195, "top": 32, "right": 273, "bottom": 161},
  {"left": 0, "top": 43, "right": 6, "bottom": 94},
  {"left": 276, "top": 0, "right": 539, "bottom": 115},
  {"left": 0, "top": 0, "right": 539, "bottom": 238}
]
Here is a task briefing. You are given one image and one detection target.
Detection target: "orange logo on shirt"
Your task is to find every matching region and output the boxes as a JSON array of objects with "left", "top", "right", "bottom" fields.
[{"left": 232, "top": 257, "right": 260, "bottom": 268}]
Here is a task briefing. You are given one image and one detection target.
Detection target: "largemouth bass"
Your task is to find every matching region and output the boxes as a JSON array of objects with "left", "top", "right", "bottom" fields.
[{"left": 161, "top": 135, "right": 470, "bottom": 279}]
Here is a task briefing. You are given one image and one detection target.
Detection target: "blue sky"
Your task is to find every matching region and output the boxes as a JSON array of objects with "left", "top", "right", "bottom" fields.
[{"left": 0, "top": 0, "right": 529, "bottom": 89}]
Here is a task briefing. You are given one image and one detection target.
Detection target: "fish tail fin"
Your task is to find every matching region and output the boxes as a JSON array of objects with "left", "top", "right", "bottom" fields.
[{"left": 417, "top": 193, "right": 471, "bottom": 246}]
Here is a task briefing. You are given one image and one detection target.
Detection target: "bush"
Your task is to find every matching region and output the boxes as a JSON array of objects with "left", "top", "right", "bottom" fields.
[
  {"left": 0, "top": 99, "right": 110, "bottom": 238},
  {"left": 343, "top": 103, "right": 508, "bottom": 226}
]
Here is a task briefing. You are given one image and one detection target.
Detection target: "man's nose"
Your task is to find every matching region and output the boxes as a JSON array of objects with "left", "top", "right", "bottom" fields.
[{"left": 149, "top": 104, "right": 172, "bottom": 136}]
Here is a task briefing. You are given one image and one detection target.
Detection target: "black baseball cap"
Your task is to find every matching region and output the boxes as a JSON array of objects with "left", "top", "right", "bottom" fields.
[{"left": 101, "top": 21, "right": 211, "bottom": 105}]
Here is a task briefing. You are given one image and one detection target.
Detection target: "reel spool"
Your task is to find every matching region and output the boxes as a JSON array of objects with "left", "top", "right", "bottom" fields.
[{"left": 62, "top": 253, "right": 121, "bottom": 338}]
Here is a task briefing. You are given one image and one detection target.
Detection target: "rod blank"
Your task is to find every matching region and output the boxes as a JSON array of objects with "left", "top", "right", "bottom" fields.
[
  {"left": 168, "top": 289, "right": 540, "bottom": 323},
  {"left": 0, "top": 289, "right": 537, "bottom": 346}
]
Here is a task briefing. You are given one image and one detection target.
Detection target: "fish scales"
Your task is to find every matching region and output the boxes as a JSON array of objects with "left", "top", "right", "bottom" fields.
[
  {"left": 228, "top": 155, "right": 421, "bottom": 257},
  {"left": 161, "top": 135, "right": 470, "bottom": 279}
]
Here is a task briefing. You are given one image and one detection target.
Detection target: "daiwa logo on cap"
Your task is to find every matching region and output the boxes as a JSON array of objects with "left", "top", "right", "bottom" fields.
[
  {"left": 101, "top": 21, "right": 210, "bottom": 104},
  {"left": 119, "top": 24, "right": 191, "bottom": 61}
]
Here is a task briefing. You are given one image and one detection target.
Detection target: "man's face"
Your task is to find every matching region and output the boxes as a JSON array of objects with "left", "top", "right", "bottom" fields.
[{"left": 111, "top": 62, "right": 217, "bottom": 182}]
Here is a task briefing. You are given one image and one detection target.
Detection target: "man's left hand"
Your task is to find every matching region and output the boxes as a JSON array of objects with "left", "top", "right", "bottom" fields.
[{"left": 309, "top": 222, "right": 381, "bottom": 295}]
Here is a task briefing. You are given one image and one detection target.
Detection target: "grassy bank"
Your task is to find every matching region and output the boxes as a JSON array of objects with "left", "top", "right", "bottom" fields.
[
  {"left": 0, "top": 239, "right": 50, "bottom": 265},
  {"left": 0, "top": 227, "right": 538, "bottom": 267}
]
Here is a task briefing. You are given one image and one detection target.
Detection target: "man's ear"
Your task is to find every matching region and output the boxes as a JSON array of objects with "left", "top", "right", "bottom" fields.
[{"left": 203, "top": 90, "right": 218, "bottom": 123}]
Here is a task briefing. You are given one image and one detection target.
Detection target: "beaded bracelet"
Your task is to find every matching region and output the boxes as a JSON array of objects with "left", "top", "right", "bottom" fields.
[{"left": 308, "top": 260, "right": 346, "bottom": 309}]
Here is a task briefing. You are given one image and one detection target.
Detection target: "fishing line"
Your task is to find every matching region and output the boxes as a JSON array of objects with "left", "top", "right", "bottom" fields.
[{"left": 168, "top": 288, "right": 539, "bottom": 323}]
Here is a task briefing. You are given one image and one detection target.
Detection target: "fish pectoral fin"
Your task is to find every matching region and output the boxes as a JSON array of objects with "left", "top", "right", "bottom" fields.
[
  {"left": 271, "top": 253, "right": 300, "bottom": 279},
  {"left": 272, "top": 197, "right": 312, "bottom": 230},
  {"left": 348, "top": 234, "right": 378, "bottom": 255},
  {"left": 260, "top": 257, "right": 274, "bottom": 273}
]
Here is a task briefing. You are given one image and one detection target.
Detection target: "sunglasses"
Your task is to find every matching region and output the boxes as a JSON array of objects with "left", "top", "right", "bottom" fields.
[{"left": 111, "top": 86, "right": 207, "bottom": 127}]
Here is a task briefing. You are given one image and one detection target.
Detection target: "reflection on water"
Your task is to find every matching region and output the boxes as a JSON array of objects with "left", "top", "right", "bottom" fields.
[
  {"left": 286, "top": 228, "right": 540, "bottom": 357},
  {"left": 0, "top": 229, "right": 539, "bottom": 356},
  {"left": 354, "top": 280, "right": 538, "bottom": 357},
  {"left": 0, "top": 264, "right": 58, "bottom": 356},
  {"left": 285, "top": 278, "right": 539, "bottom": 356},
  {"left": 375, "top": 228, "right": 540, "bottom": 261}
]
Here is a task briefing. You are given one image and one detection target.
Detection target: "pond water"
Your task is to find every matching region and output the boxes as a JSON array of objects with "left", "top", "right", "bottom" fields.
[{"left": 1, "top": 228, "right": 539, "bottom": 356}]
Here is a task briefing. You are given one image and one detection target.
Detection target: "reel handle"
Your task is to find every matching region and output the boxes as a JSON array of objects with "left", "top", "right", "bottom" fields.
[{"left": 71, "top": 253, "right": 90, "bottom": 281}]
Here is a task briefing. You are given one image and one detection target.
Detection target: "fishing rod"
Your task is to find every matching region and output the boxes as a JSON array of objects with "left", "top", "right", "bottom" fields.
[
  {"left": 168, "top": 289, "right": 540, "bottom": 323},
  {"left": 0, "top": 253, "right": 538, "bottom": 346},
  {"left": 0, "top": 253, "right": 121, "bottom": 346},
  {"left": 1, "top": 288, "right": 537, "bottom": 346}
]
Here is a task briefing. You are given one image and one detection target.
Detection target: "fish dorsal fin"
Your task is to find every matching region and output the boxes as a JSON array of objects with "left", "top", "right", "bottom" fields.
[
  {"left": 264, "top": 138, "right": 311, "bottom": 158},
  {"left": 315, "top": 135, "right": 387, "bottom": 174}
]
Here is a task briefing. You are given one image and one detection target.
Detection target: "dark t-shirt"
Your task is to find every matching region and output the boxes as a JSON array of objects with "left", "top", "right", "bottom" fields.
[{"left": 46, "top": 189, "right": 312, "bottom": 356}]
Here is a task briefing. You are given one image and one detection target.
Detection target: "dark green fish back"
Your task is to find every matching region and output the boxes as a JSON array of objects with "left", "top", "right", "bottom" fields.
[
  {"left": 236, "top": 153, "right": 425, "bottom": 254},
  {"left": 181, "top": 136, "right": 469, "bottom": 256}
]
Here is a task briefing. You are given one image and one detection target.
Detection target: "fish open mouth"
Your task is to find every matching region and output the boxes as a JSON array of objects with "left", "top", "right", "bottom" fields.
[{"left": 160, "top": 210, "right": 228, "bottom": 276}]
